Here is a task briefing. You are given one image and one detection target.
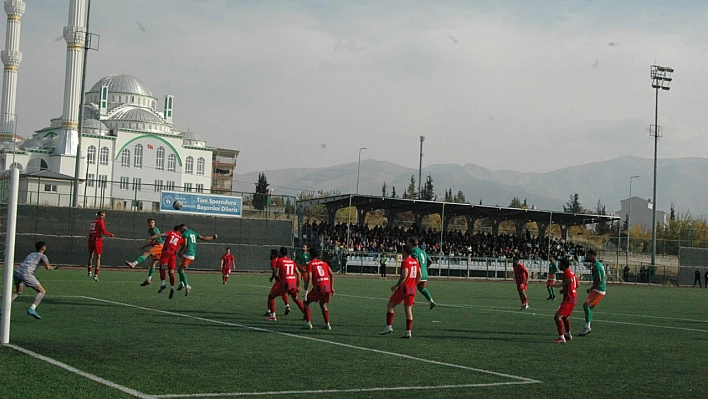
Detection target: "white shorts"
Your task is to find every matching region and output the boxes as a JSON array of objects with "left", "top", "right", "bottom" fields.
[{"left": 14, "top": 271, "right": 40, "bottom": 288}]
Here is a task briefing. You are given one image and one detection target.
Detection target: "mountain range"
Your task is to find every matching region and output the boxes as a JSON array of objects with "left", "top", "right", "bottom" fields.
[{"left": 233, "top": 156, "right": 708, "bottom": 217}]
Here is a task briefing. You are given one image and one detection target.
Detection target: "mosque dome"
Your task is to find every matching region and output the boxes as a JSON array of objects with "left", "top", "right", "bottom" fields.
[
  {"left": 89, "top": 74, "right": 153, "bottom": 97},
  {"left": 20, "top": 138, "right": 43, "bottom": 150},
  {"left": 82, "top": 119, "right": 109, "bottom": 134},
  {"left": 182, "top": 131, "right": 205, "bottom": 147},
  {"left": 110, "top": 107, "right": 165, "bottom": 124}
]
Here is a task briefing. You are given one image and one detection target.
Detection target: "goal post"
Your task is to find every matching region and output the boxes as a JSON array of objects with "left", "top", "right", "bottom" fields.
[{"left": 2, "top": 167, "right": 20, "bottom": 344}]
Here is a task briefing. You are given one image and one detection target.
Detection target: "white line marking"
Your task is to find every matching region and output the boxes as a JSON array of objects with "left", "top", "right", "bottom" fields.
[
  {"left": 75, "top": 295, "right": 540, "bottom": 384},
  {"left": 249, "top": 283, "right": 708, "bottom": 333},
  {"left": 4, "top": 343, "right": 154, "bottom": 399},
  {"left": 152, "top": 381, "right": 537, "bottom": 398}
]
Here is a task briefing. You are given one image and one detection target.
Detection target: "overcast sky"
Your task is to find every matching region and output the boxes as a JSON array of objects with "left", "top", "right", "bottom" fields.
[{"left": 11, "top": 0, "right": 708, "bottom": 174}]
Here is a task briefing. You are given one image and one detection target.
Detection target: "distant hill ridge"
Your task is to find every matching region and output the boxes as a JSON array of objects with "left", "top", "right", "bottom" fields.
[{"left": 233, "top": 156, "right": 708, "bottom": 216}]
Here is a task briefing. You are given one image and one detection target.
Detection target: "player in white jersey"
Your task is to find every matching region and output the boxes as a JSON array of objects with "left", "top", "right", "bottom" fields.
[{"left": 4, "top": 241, "right": 55, "bottom": 319}]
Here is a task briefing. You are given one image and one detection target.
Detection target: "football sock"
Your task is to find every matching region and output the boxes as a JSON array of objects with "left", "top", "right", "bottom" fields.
[
  {"left": 159, "top": 268, "right": 166, "bottom": 281},
  {"left": 169, "top": 274, "right": 175, "bottom": 286},
  {"left": 564, "top": 318, "right": 571, "bottom": 333},
  {"left": 179, "top": 270, "right": 189, "bottom": 286},
  {"left": 583, "top": 303, "right": 593, "bottom": 323},
  {"left": 283, "top": 295, "right": 290, "bottom": 305},
  {"left": 32, "top": 292, "right": 44, "bottom": 307},
  {"left": 323, "top": 309, "right": 330, "bottom": 324},
  {"left": 135, "top": 255, "right": 147, "bottom": 264},
  {"left": 405, "top": 318, "right": 413, "bottom": 331},
  {"left": 87, "top": 266, "right": 92, "bottom": 274},
  {"left": 555, "top": 319, "right": 564, "bottom": 336},
  {"left": 268, "top": 298, "right": 276, "bottom": 314},
  {"left": 420, "top": 288, "right": 433, "bottom": 302},
  {"left": 147, "top": 267, "right": 155, "bottom": 278},
  {"left": 160, "top": 280, "right": 166, "bottom": 286},
  {"left": 305, "top": 306, "right": 312, "bottom": 322},
  {"left": 94, "top": 268, "right": 99, "bottom": 276},
  {"left": 551, "top": 287, "right": 556, "bottom": 296},
  {"left": 386, "top": 312, "right": 394, "bottom": 326},
  {"left": 294, "top": 298, "right": 305, "bottom": 312},
  {"left": 224, "top": 275, "right": 229, "bottom": 283},
  {"left": 11, "top": 292, "right": 18, "bottom": 301},
  {"left": 585, "top": 322, "right": 591, "bottom": 329}
]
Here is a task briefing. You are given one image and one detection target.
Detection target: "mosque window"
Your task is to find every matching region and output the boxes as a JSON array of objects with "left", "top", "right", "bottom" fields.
[
  {"left": 134, "top": 144, "right": 143, "bottom": 168},
  {"left": 87, "top": 145, "right": 96, "bottom": 165},
  {"left": 185, "top": 156, "right": 194, "bottom": 174},
  {"left": 167, "top": 154, "right": 176, "bottom": 172},
  {"left": 100, "top": 147, "right": 109, "bottom": 165},
  {"left": 156, "top": 147, "right": 165, "bottom": 170},
  {"left": 121, "top": 149, "right": 130, "bottom": 167},
  {"left": 9, "top": 162, "right": 22, "bottom": 170},
  {"left": 196, "top": 157, "right": 205, "bottom": 175}
]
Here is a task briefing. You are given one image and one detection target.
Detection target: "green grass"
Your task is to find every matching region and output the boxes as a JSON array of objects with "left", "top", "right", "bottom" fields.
[{"left": 1, "top": 269, "right": 706, "bottom": 398}]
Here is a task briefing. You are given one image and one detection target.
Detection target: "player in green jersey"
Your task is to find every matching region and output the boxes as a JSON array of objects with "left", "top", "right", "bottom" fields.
[
  {"left": 546, "top": 255, "right": 559, "bottom": 300},
  {"left": 295, "top": 244, "right": 310, "bottom": 289},
  {"left": 407, "top": 236, "right": 436, "bottom": 309},
  {"left": 579, "top": 249, "right": 606, "bottom": 336},
  {"left": 125, "top": 218, "right": 164, "bottom": 286},
  {"left": 177, "top": 224, "right": 218, "bottom": 296}
]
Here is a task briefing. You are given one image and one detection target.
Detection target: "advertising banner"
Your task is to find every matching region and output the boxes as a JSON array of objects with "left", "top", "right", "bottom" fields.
[{"left": 160, "top": 191, "right": 242, "bottom": 218}]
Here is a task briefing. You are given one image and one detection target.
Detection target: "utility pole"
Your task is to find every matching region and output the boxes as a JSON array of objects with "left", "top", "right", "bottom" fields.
[{"left": 418, "top": 135, "right": 424, "bottom": 199}]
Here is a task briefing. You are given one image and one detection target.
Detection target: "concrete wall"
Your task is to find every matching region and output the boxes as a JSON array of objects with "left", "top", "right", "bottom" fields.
[{"left": 4, "top": 205, "right": 291, "bottom": 271}]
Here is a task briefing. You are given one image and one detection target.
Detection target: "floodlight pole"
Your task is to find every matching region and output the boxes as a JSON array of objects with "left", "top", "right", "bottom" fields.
[
  {"left": 626, "top": 175, "right": 639, "bottom": 266},
  {"left": 418, "top": 136, "right": 424, "bottom": 199},
  {"left": 356, "top": 147, "right": 366, "bottom": 195},
  {"left": 649, "top": 64, "right": 673, "bottom": 268}
]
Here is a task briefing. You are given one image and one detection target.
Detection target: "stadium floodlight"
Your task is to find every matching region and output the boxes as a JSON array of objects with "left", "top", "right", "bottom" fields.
[
  {"left": 649, "top": 65, "right": 673, "bottom": 268},
  {"left": 626, "top": 175, "right": 639, "bottom": 267},
  {"left": 356, "top": 147, "right": 366, "bottom": 195}
]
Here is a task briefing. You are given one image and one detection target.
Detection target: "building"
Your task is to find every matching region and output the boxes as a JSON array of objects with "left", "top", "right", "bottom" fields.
[
  {"left": 616, "top": 196, "right": 667, "bottom": 231},
  {"left": 0, "top": 73, "right": 238, "bottom": 210}
]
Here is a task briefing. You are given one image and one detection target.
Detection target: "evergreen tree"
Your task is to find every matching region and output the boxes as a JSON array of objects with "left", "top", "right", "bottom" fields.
[
  {"left": 253, "top": 172, "right": 269, "bottom": 210},
  {"left": 594, "top": 199, "right": 610, "bottom": 235},
  {"left": 382, "top": 182, "right": 388, "bottom": 198},
  {"left": 420, "top": 174, "right": 435, "bottom": 200},
  {"left": 670, "top": 202, "right": 676, "bottom": 221},
  {"left": 454, "top": 190, "right": 467, "bottom": 204},
  {"left": 405, "top": 175, "right": 416, "bottom": 199},
  {"left": 563, "top": 193, "right": 584, "bottom": 213},
  {"left": 443, "top": 188, "right": 453, "bottom": 202},
  {"left": 509, "top": 197, "right": 523, "bottom": 209},
  {"left": 391, "top": 186, "right": 397, "bottom": 198}
]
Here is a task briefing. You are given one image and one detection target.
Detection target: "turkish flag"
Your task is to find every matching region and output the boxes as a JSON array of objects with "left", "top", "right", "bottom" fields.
[{"left": 147, "top": 144, "right": 154, "bottom": 150}]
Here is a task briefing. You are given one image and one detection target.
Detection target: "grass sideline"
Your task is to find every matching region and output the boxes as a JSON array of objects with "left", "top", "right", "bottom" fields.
[{"left": 1, "top": 270, "right": 706, "bottom": 399}]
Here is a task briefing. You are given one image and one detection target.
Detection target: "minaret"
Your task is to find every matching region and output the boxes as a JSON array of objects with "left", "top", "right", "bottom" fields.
[
  {"left": 0, "top": 0, "right": 25, "bottom": 140},
  {"left": 56, "top": 0, "right": 86, "bottom": 155}
]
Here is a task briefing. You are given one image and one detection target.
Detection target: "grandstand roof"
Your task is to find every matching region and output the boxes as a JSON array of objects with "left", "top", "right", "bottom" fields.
[{"left": 296, "top": 194, "right": 619, "bottom": 227}]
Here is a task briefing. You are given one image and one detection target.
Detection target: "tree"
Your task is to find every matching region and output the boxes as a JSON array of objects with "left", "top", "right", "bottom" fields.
[
  {"left": 420, "top": 174, "right": 435, "bottom": 201},
  {"left": 443, "top": 188, "right": 453, "bottom": 202},
  {"left": 593, "top": 199, "right": 610, "bottom": 235},
  {"left": 670, "top": 202, "right": 676, "bottom": 221},
  {"left": 454, "top": 190, "right": 467, "bottom": 204},
  {"left": 509, "top": 197, "right": 523, "bottom": 209},
  {"left": 381, "top": 182, "right": 388, "bottom": 198},
  {"left": 391, "top": 186, "right": 398, "bottom": 198},
  {"left": 405, "top": 175, "right": 416, "bottom": 199},
  {"left": 253, "top": 172, "right": 269, "bottom": 210},
  {"left": 563, "top": 193, "right": 583, "bottom": 213}
]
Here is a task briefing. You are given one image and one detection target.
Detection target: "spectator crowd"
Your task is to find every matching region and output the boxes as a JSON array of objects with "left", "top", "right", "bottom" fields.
[{"left": 302, "top": 222, "right": 586, "bottom": 261}]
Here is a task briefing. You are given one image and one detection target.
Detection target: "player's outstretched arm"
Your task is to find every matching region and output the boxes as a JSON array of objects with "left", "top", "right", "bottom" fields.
[{"left": 198, "top": 234, "right": 218, "bottom": 241}]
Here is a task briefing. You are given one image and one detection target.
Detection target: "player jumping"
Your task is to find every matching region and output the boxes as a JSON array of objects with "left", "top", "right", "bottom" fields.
[
  {"left": 125, "top": 218, "right": 163, "bottom": 286},
  {"left": 177, "top": 224, "right": 218, "bottom": 296}
]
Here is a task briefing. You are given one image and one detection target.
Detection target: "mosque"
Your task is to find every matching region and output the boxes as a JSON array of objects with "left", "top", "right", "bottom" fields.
[{"left": 0, "top": 0, "right": 238, "bottom": 211}]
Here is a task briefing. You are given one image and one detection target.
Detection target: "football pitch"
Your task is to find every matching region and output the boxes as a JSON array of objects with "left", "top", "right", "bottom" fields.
[{"left": 1, "top": 270, "right": 705, "bottom": 399}]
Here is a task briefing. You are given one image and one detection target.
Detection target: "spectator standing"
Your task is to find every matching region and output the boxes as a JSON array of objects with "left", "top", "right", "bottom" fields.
[{"left": 694, "top": 268, "right": 702, "bottom": 288}]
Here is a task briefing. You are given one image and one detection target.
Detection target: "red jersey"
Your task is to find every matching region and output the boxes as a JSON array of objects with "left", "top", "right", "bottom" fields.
[
  {"left": 88, "top": 218, "right": 113, "bottom": 241},
  {"left": 270, "top": 256, "right": 279, "bottom": 270},
  {"left": 163, "top": 231, "right": 184, "bottom": 253},
  {"left": 513, "top": 262, "right": 528, "bottom": 285},
  {"left": 276, "top": 257, "right": 298, "bottom": 284},
  {"left": 398, "top": 257, "right": 420, "bottom": 293},
  {"left": 221, "top": 254, "right": 234, "bottom": 269},
  {"left": 306, "top": 259, "right": 332, "bottom": 291},
  {"left": 562, "top": 268, "right": 579, "bottom": 304}
]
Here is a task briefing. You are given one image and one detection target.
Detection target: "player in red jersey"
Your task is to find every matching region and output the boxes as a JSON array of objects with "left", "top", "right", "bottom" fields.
[
  {"left": 148, "top": 225, "right": 184, "bottom": 299},
  {"left": 265, "top": 247, "right": 305, "bottom": 321},
  {"left": 87, "top": 211, "right": 114, "bottom": 282},
  {"left": 512, "top": 256, "right": 529, "bottom": 310},
  {"left": 220, "top": 247, "right": 235, "bottom": 284},
  {"left": 264, "top": 249, "right": 291, "bottom": 318},
  {"left": 553, "top": 258, "right": 579, "bottom": 344},
  {"left": 302, "top": 247, "right": 335, "bottom": 330},
  {"left": 379, "top": 244, "right": 421, "bottom": 339}
]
